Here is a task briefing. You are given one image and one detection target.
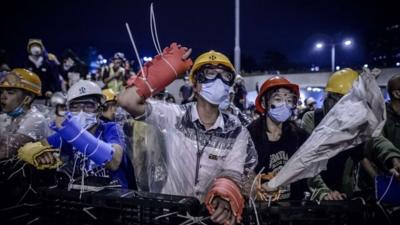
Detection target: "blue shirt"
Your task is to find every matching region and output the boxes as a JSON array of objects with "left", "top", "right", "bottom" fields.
[{"left": 47, "top": 120, "right": 136, "bottom": 189}]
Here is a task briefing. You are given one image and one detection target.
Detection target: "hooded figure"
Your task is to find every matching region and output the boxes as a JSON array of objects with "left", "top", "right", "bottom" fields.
[{"left": 26, "top": 39, "right": 61, "bottom": 99}]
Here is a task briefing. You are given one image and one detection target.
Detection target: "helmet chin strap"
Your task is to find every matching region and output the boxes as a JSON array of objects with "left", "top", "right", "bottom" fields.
[{"left": 7, "top": 96, "right": 31, "bottom": 118}]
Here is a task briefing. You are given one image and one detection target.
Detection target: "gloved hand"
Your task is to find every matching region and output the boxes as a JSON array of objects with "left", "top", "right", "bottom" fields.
[
  {"left": 205, "top": 178, "right": 244, "bottom": 224},
  {"left": 57, "top": 113, "right": 114, "bottom": 166},
  {"left": 256, "top": 172, "right": 282, "bottom": 201},
  {"left": 127, "top": 42, "right": 192, "bottom": 99},
  {"left": 18, "top": 141, "right": 62, "bottom": 170}
]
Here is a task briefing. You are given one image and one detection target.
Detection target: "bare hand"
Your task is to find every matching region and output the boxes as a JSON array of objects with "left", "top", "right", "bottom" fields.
[
  {"left": 324, "top": 190, "right": 347, "bottom": 201},
  {"left": 210, "top": 197, "right": 235, "bottom": 225},
  {"left": 36, "top": 151, "right": 59, "bottom": 165},
  {"left": 55, "top": 115, "right": 65, "bottom": 128},
  {"left": 389, "top": 158, "right": 400, "bottom": 180}
]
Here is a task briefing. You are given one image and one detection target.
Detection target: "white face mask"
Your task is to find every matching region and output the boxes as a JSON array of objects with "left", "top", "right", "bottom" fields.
[
  {"left": 30, "top": 46, "right": 42, "bottom": 56},
  {"left": 199, "top": 78, "right": 230, "bottom": 105},
  {"left": 73, "top": 111, "right": 98, "bottom": 129}
]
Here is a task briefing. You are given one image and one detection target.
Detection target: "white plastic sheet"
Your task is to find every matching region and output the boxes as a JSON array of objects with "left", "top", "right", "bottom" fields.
[{"left": 268, "top": 68, "right": 386, "bottom": 189}]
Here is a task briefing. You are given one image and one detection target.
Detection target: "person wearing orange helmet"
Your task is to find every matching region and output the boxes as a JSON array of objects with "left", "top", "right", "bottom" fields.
[
  {"left": 248, "top": 76, "right": 308, "bottom": 200},
  {"left": 0, "top": 68, "right": 52, "bottom": 209}
]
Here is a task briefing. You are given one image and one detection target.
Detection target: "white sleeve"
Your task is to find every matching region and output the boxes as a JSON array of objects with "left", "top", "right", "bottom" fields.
[{"left": 141, "top": 99, "right": 182, "bottom": 131}]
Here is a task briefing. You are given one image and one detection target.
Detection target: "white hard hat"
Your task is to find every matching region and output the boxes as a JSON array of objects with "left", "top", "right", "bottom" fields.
[
  {"left": 50, "top": 92, "right": 67, "bottom": 106},
  {"left": 305, "top": 97, "right": 316, "bottom": 105},
  {"left": 67, "top": 80, "right": 103, "bottom": 103}
]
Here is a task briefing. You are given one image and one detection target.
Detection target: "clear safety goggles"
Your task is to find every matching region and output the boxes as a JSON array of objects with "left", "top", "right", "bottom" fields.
[
  {"left": 197, "top": 64, "right": 235, "bottom": 86},
  {"left": 268, "top": 91, "right": 297, "bottom": 108},
  {"left": 68, "top": 100, "right": 99, "bottom": 113}
]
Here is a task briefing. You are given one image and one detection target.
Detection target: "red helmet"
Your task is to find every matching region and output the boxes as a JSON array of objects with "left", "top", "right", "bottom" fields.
[{"left": 255, "top": 76, "right": 300, "bottom": 113}]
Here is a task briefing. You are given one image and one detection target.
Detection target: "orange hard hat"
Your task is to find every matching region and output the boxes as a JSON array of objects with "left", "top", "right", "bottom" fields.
[{"left": 255, "top": 76, "right": 299, "bottom": 113}]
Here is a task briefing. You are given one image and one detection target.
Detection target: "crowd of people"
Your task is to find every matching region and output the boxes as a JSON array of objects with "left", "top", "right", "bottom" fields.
[{"left": 1, "top": 40, "right": 400, "bottom": 225}]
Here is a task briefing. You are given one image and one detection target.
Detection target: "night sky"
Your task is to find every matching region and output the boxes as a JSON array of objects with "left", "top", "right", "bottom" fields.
[{"left": 1, "top": 0, "right": 398, "bottom": 70}]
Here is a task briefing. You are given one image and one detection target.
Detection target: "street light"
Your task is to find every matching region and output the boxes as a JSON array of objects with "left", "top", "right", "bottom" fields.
[
  {"left": 344, "top": 40, "right": 352, "bottom": 46},
  {"left": 315, "top": 42, "right": 324, "bottom": 49},
  {"left": 314, "top": 38, "right": 353, "bottom": 72}
]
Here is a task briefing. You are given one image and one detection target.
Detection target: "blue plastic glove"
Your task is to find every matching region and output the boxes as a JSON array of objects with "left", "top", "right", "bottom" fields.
[
  {"left": 47, "top": 132, "right": 62, "bottom": 149},
  {"left": 56, "top": 113, "right": 114, "bottom": 166}
]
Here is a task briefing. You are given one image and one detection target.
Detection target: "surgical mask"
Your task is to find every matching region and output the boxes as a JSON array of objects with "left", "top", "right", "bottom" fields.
[
  {"left": 73, "top": 111, "right": 98, "bottom": 129},
  {"left": 199, "top": 78, "right": 230, "bottom": 105},
  {"left": 30, "top": 46, "right": 42, "bottom": 56},
  {"left": 268, "top": 103, "right": 292, "bottom": 123},
  {"left": 7, "top": 105, "right": 25, "bottom": 118}
]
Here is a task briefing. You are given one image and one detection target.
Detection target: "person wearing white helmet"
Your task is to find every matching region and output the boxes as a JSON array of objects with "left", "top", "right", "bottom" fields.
[{"left": 19, "top": 80, "right": 136, "bottom": 189}]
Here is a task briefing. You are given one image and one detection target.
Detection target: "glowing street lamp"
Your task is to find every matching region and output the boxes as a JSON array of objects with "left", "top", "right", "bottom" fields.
[{"left": 314, "top": 38, "right": 354, "bottom": 72}]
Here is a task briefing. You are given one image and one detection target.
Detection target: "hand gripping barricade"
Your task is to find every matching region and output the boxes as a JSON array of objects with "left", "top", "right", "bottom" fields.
[
  {"left": 126, "top": 42, "right": 193, "bottom": 99},
  {"left": 204, "top": 177, "right": 245, "bottom": 224},
  {"left": 255, "top": 172, "right": 282, "bottom": 202},
  {"left": 17, "top": 141, "right": 62, "bottom": 170}
]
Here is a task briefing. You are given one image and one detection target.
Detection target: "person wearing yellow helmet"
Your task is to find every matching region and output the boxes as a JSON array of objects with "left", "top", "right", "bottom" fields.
[
  {"left": 301, "top": 68, "right": 359, "bottom": 134},
  {"left": 118, "top": 47, "right": 257, "bottom": 225},
  {"left": 301, "top": 68, "right": 363, "bottom": 202},
  {"left": 101, "top": 88, "right": 118, "bottom": 122},
  {"left": 0, "top": 68, "right": 52, "bottom": 209}
]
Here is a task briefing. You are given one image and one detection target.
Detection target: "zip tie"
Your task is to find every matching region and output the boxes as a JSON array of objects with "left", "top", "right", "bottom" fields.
[
  {"left": 154, "top": 211, "right": 178, "bottom": 220},
  {"left": 83, "top": 206, "right": 97, "bottom": 220},
  {"left": 150, "top": 3, "right": 162, "bottom": 54},
  {"left": 66, "top": 127, "right": 86, "bottom": 143},
  {"left": 377, "top": 174, "right": 395, "bottom": 203},
  {"left": 125, "top": 23, "right": 146, "bottom": 78},
  {"left": 249, "top": 167, "right": 265, "bottom": 204}
]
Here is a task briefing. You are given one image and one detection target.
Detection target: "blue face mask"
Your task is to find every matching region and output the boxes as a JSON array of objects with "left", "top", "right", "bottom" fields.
[
  {"left": 268, "top": 103, "right": 292, "bottom": 123},
  {"left": 7, "top": 105, "right": 25, "bottom": 118},
  {"left": 199, "top": 78, "right": 230, "bottom": 105}
]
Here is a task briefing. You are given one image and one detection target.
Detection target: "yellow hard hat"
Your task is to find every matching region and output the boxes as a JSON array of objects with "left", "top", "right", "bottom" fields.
[
  {"left": 102, "top": 88, "right": 117, "bottom": 102},
  {"left": 325, "top": 68, "right": 359, "bottom": 95},
  {"left": 0, "top": 68, "right": 42, "bottom": 96},
  {"left": 188, "top": 50, "right": 235, "bottom": 84}
]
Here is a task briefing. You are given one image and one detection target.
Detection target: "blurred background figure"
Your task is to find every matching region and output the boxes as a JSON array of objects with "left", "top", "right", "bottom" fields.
[
  {"left": 49, "top": 91, "right": 67, "bottom": 127},
  {"left": 233, "top": 74, "right": 247, "bottom": 111},
  {"left": 101, "top": 52, "right": 126, "bottom": 94},
  {"left": 298, "top": 96, "right": 317, "bottom": 120},
  {"left": 59, "top": 49, "right": 88, "bottom": 91},
  {"left": 25, "top": 39, "right": 61, "bottom": 102},
  {"left": 179, "top": 76, "right": 194, "bottom": 104}
]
